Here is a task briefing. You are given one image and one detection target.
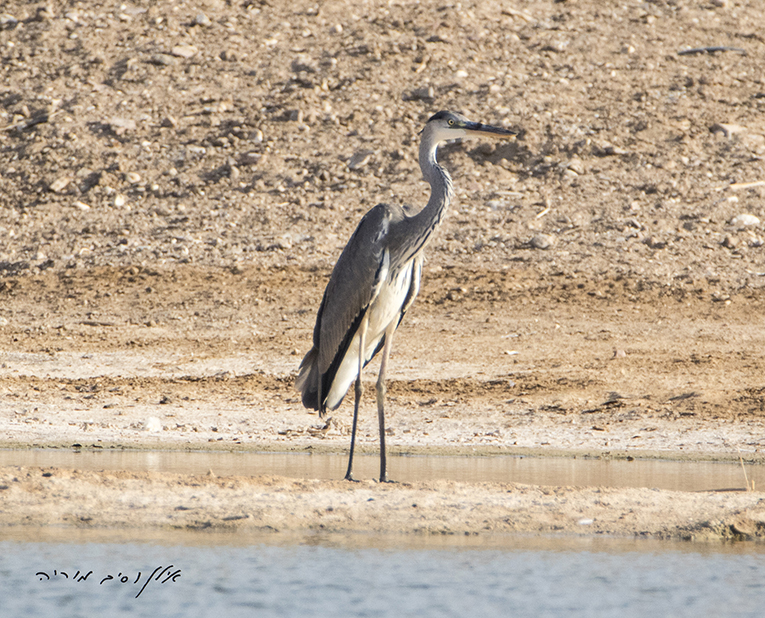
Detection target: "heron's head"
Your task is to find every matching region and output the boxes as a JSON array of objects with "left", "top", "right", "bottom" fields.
[{"left": 424, "top": 110, "right": 517, "bottom": 144}]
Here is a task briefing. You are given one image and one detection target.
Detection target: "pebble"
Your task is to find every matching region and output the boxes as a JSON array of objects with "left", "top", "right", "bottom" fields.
[
  {"left": 329, "top": 24, "right": 343, "bottom": 35},
  {"left": 0, "top": 13, "right": 19, "bottom": 30},
  {"left": 566, "top": 157, "right": 585, "bottom": 175},
  {"left": 74, "top": 201, "right": 90, "bottom": 211},
  {"left": 730, "top": 213, "right": 760, "bottom": 227},
  {"left": 407, "top": 85, "right": 435, "bottom": 101},
  {"left": 171, "top": 44, "right": 198, "bottom": 59},
  {"left": 348, "top": 150, "right": 374, "bottom": 171},
  {"left": 193, "top": 12, "right": 212, "bottom": 27},
  {"left": 114, "top": 194, "right": 127, "bottom": 207},
  {"left": 109, "top": 117, "right": 136, "bottom": 133},
  {"left": 291, "top": 54, "right": 317, "bottom": 73},
  {"left": 530, "top": 233, "right": 556, "bottom": 250},
  {"left": 49, "top": 176, "right": 71, "bottom": 193},
  {"left": 150, "top": 54, "right": 177, "bottom": 66},
  {"left": 711, "top": 123, "right": 746, "bottom": 139},
  {"left": 126, "top": 172, "right": 141, "bottom": 184},
  {"left": 721, "top": 235, "right": 737, "bottom": 249}
]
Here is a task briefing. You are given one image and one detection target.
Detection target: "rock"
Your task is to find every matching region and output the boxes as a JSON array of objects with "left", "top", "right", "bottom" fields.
[
  {"left": 291, "top": 54, "right": 317, "bottom": 73},
  {"left": 193, "top": 13, "right": 212, "bottom": 27},
  {"left": 240, "top": 152, "right": 262, "bottom": 166},
  {"left": 730, "top": 214, "right": 760, "bottom": 228},
  {"left": 721, "top": 235, "right": 737, "bottom": 249},
  {"left": 114, "top": 194, "right": 127, "bottom": 207},
  {"left": 0, "top": 13, "right": 19, "bottom": 30},
  {"left": 329, "top": 24, "right": 343, "bottom": 35},
  {"left": 171, "top": 44, "right": 198, "bottom": 59},
  {"left": 565, "top": 157, "right": 585, "bottom": 175},
  {"left": 530, "top": 233, "right": 556, "bottom": 250},
  {"left": 49, "top": 176, "right": 71, "bottom": 193},
  {"left": 126, "top": 172, "right": 141, "bottom": 184},
  {"left": 405, "top": 85, "right": 435, "bottom": 101},
  {"left": 711, "top": 123, "right": 746, "bottom": 138},
  {"left": 150, "top": 53, "right": 177, "bottom": 66},
  {"left": 109, "top": 117, "right": 136, "bottom": 134},
  {"left": 348, "top": 150, "right": 374, "bottom": 171}
]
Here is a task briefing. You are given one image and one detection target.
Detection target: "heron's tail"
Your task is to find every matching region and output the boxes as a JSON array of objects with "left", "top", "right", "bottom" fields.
[{"left": 296, "top": 347, "right": 321, "bottom": 412}]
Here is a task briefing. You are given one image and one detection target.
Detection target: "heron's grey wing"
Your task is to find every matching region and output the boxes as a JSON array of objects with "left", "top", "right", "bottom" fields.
[{"left": 316, "top": 203, "right": 395, "bottom": 377}]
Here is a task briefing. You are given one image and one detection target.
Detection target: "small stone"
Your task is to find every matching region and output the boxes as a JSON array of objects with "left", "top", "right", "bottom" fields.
[
  {"left": 114, "top": 194, "right": 127, "bottom": 207},
  {"left": 251, "top": 129, "right": 264, "bottom": 143},
  {"left": 406, "top": 85, "right": 435, "bottom": 101},
  {"left": 150, "top": 54, "right": 177, "bottom": 66},
  {"left": 348, "top": 150, "right": 374, "bottom": 171},
  {"left": 730, "top": 213, "right": 760, "bottom": 227},
  {"left": 193, "top": 12, "right": 212, "bottom": 27},
  {"left": 0, "top": 13, "right": 19, "bottom": 30},
  {"left": 126, "top": 172, "right": 141, "bottom": 184},
  {"left": 171, "top": 44, "right": 198, "bottom": 59},
  {"left": 240, "top": 152, "right": 262, "bottom": 165},
  {"left": 161, "top": 116, "right": 178, "bottom": 128},
  {"left": 721, "top": 235, "right": 738, "bottom": 249},
  {"left": 49, "top": 176, "right": 71, "bottom": 193},
  {"left": 530, "top": 233, "right": 556, "bottom": 250},
  {"left": 711, "top": 123, "right": 746, "bottom": 138},
  {"left": 109, "top": 117, "right": 136, "bottom": 134},
  {"left": 291, "top": 54, "right": 317, "bottom": 73},
  {"left": 329, "top": 24, "right": 343, "bottom": 35},
  {"left": 566, "top": 157, "right": 585, "bottom": 175},
  {"left": 74, "top": 201, "right": 90, "bottom": 211}
]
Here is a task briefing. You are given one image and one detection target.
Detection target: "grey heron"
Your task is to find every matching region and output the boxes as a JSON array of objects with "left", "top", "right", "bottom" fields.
[{"left": 296, "top": 110, "right": 516, "bottom": 481}]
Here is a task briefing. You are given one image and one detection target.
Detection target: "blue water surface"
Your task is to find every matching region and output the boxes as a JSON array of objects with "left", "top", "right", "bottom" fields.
[{"left": 1, "top": 531, "right": 764, "bottom": 617}]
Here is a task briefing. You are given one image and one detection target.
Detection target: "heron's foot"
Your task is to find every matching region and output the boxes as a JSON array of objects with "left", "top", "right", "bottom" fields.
[
  {"left": 344, "top": 473, "right": 360, "bottom": 483},
  {"left": 378, "top": 475, "right": 396, "bottom": 484}
]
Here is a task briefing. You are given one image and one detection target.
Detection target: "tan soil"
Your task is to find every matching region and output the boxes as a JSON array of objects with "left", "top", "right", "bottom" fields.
[{"left": 1, "top": 0, "right": 765, "bottom": 541}]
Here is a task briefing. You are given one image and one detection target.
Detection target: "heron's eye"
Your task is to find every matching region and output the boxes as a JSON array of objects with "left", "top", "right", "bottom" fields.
[{"left": 448, "top": 120, "right": 454, "bottom": 126}]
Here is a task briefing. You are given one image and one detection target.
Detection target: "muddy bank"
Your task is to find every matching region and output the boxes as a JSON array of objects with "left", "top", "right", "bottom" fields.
[{"left": 1, "top": 466, "right": 764, "bottom": 542}]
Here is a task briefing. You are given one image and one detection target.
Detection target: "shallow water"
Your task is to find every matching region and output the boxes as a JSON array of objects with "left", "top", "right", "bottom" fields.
[
  {"left": 2, "top": 529, "right": 765, "bottom": 618},
  {"left": 0, "top": 448, "right": 761, "bottom": 491}
]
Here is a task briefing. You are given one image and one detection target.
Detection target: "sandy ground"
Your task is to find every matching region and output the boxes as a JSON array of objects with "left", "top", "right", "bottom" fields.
[{"left": 1, "top": 0, "right": 765, "bottom": 541}]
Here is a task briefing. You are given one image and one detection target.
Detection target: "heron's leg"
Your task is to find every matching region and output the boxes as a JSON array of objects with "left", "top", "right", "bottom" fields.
[
  {"left": 376, "top": 324, "right": 396, "bottom": 483},
  {"left": 345, "top": 317, "right": 367, "bottom": 482}
]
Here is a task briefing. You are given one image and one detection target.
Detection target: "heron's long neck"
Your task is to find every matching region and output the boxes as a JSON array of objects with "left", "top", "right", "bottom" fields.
[{"left": 394, "top": 135, "right": 453, "bottom": 264}]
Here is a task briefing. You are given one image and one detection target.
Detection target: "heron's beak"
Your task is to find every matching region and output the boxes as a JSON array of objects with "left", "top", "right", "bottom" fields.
[{"left": 462, "top": 121, "right": 517, "bottom": 140}]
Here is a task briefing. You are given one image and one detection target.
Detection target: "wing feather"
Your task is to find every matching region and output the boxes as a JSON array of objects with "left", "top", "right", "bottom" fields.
[{"left": 297, "top": 203, "right": 400, "bottom": 412}]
